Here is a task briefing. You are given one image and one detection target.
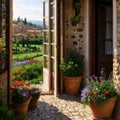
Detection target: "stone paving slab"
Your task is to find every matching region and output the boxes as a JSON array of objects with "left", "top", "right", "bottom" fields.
[{"left": 28, "top": 94, "right": 93, "bottom": 120}]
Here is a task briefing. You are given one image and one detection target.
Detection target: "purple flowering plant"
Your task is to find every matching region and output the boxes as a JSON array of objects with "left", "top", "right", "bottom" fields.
[
  {"left": 12, "top": 86, "right": 30, "bottom": 104},
  {"left": 81, "top": 69, "right": 116, "bottom": 104},
  {"left": 29, "top": 87, "right": 41, "bottom": 99}
]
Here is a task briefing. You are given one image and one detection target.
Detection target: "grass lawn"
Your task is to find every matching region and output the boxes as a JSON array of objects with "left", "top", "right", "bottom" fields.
[
  {"left": 13, "top": 51, "right": 42, "bottom": 61},
  {"left": 13, "top": 43, "right": 43, "bottom": 61}
]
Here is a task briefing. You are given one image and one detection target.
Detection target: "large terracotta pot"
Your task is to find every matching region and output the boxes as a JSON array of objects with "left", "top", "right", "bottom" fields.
[
  {"left": 12, "top": 97, "right": 31, "bottom": 120},
  {"left": 28, "top": 97, "right": 39, "bottom": 110},
  {"left": 88, "top": 96, "right": 117, "bottom": 119},
  {"left": 64, "top": 76, "right": 82, "bottom": 95}
]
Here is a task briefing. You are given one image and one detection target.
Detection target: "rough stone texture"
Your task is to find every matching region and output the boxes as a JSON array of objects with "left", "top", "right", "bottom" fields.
[
  {"left": 28, "top": 95, "right": 93, "bottom": 120},
  {"left": 64, "top": 0, "right": 85, "bottom": 56},
  {"left": 113, "top": 0, "right": 120, "bottom": 119},
  {"left": 28, "top": 95, "right": 116, "bottom": 120},
  {"left": 0, "top": 71, "right": 8, "bottom": 103}
]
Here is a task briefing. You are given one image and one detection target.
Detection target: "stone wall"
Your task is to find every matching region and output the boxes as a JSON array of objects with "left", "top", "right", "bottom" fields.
[
  {"left": 64, "top": 0, "right": 85, "bottom": 56},
  {"left": 0, "top": 71, "right": 8, "bottom": 103},
  {"left": 113, "top": 0, "right": 120, "bottom": 119}
]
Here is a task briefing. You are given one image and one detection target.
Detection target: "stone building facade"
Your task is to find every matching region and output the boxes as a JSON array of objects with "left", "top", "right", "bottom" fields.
[{"left": 64, "top": 0, "right": 120, "bottom": 119}]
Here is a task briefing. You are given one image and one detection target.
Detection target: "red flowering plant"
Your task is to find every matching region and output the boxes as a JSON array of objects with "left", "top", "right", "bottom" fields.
[
  {"left": 12, "top": 69, "right": 25, "bottom": 81},
  {"left": 13, "top": 81, "right": 29, "bottom": 88},
  {"left": 81, "top": 69, "right": 116, "bottom": 104}
]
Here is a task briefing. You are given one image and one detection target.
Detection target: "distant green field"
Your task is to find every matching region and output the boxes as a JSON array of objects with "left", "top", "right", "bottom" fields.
[
  {"left": 13, "top": 43, "right": 43, "bottom": 62},
  {"left": 13, "top": 51, "right": 42, "bottom": 61}
]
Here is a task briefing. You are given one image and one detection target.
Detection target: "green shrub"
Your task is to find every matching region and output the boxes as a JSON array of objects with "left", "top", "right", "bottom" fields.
[
  {"left": 13, "top": 63, "right": 43, "bottom": 84},
  {"left": 60, "top": 48, "right": 84, "bottom": 77},
  {"left": 0, "top": 88, "right": 16, "bottom": 120}
]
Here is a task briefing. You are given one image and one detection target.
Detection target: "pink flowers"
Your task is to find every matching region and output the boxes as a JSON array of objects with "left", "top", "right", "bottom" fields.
[{"left": 81, "top": 68, "right": 116, "bottom": 104}]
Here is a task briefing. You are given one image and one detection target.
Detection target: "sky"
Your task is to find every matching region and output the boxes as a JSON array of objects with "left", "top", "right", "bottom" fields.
[{"left": 13, "top": 0, "right": 43, "bottom": 21}]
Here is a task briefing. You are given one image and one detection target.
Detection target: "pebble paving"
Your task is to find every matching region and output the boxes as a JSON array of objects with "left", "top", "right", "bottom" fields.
[{"left": 28, "top": 94, "right": 93, "bottom": 120}]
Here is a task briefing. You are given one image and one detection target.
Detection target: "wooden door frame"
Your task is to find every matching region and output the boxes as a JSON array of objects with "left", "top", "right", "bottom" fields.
[
  {"left": 89, "top": 0, "right": 113, "bottom": 75},
  {"left": 89, "top": 0, "right": 97, "bottom": 75},
  {"left": 6, "top": 0, "right": 12, "bottom": 104}
]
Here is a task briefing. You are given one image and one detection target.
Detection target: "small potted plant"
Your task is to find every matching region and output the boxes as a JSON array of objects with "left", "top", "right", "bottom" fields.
[
  {"left": 70, "top": 15, "right": 81, "bottom": 26},
  {"left": 28, "top": 87, "right": 41, "bottom": 110},
  {"left": 60, "top": 48, "right": 84, "bottom": 95},
  {"left": 11, "top": 85, "right": 31, "bottom": 120},
  {"left": 81, "top": 69, "right": 117, "bottom": 119}
]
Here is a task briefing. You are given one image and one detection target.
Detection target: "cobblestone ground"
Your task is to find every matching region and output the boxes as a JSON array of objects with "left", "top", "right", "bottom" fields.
[{"left": 28, "top": 94, "right": 93, "bottom": 120}]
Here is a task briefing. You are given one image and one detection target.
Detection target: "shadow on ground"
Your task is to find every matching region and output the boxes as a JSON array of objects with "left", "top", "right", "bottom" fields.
[
  {"left": 28, "top": 101, "right": 71, "bottom": 120},
  {"left": 58, "top": 94, "right": 81, "bottom": 102}
]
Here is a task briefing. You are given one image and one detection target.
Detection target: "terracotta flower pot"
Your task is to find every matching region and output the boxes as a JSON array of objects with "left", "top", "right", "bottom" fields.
[
  {"left": 64, "top": 76, "right": 82, "bottom": 95},
  {"left": 12, "top": 97, "right": 31, "bottom": 120},
  {"left": 88, "top": 96, "right": 117, "bottom": 119},
  {"left": 28, "top": 97, "right": 39, "bottom": 110}
]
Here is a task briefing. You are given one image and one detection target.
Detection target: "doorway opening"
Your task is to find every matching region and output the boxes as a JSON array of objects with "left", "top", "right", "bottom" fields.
[
  {"left": 12, "top": 0, "right": 43, "bottom": 85},
  {"left": 91, "top": 0, "right": 113, "bottom": 76}
]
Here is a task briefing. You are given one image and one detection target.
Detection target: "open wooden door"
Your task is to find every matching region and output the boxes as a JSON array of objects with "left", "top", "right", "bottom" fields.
[
  {"left": 96, "top": 0, "right": 113, "bottom": 75},
  {"left": 43, "top": 0, "right": 60, "bottom": 95}
]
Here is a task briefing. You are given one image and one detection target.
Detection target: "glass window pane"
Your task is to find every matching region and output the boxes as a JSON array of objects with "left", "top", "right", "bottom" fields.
[
  {"left": 44, "top": 57, "right": 48, "bottom": 68},
  {"left": 106, "top": 23, "right": 112, "bottom": 39},
  {"left": 98, "top": 6, "right": 105, "bottom": 22},
  {"left": 44, "top": 1, "right": 48, "bottom": 17},
  {"left": 44, "top": 18, "right": 48, "bottom": 30},
  {"left": 44, "top": 45, "right": 49, "bottom": 55},
  {"left": 50, "top": 5, "right": 54, "bottom": 17},
  {"left": 51, "top": 45, "right": 54, "bottom": 56},
  {"left": 105, "top": 41, "right": 113, "bottom": 55},
  {"left": 98, "top": 22, "right": 105, "bottom": 54},
  {"left": 51, "top": 32, "right": 54, "bottom": 43},
  {"left": 106, "top": 6, "right": 112, "bottom": 22},
  {"left": 44, "top": 32, "right": 48, "bottom": 42},
  {"left": 50, "top": 19, "right": 54, "bottom": 30},
  {"left": 51, "top": 58, "right": 54, "bottom": 72}
]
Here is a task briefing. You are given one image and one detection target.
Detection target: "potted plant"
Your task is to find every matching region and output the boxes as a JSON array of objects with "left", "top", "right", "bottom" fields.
[
  {"left": 28, "top": 87, "right": 41, "bottom": 110},
  {"left": 81, "top": 69, "right": 117, "bottom": 119},
  {"left": 60, "top": 48, "right": 84, "bottom": 95},
  {"left": 11, "top": 81, "right": 31, "bottom": 120},
  {"left": 70, "top": 15, "right": 81, "bottom": 26}
]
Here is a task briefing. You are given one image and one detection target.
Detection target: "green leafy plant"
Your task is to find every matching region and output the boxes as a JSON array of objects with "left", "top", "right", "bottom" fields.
[
  {"left": 0, "top": 87, "right": 16, "bottom": 120},
  {"left": 12, "top": 63, "right": 43, "bottom": 84},
  {"left": 70, "top": 15, "right": 81, "bottom": 26},
  {"left": 81, "top": 69, "right": 116, "bottom": 104},
  {"left": 29, "top": 87, "right": 41, "bottom": 99},
  {"left": 60, "top": 48, "right": 84, "bottom": 77},
  {"left": 0, "top": 105, "right": 16, "bottom": 120}
]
